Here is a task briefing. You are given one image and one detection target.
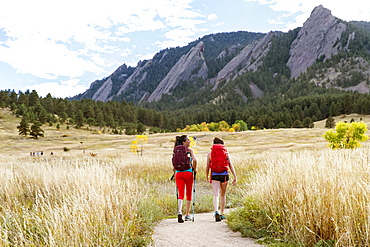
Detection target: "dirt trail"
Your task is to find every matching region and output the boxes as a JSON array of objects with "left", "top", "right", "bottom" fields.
[{"left": 151, "top": 211, "right": 265, "bottom": 247}]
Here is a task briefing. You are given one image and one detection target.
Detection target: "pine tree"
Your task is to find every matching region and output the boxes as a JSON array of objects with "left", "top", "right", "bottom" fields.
[
  {"left": 276, "top": 121, "right": 286, "bottom": 128},
  {"left": 38, "top": 108, "right": 49, "bottom": 124},
  {"left": 75, "top": 110, "right": 84, "bottom": 129},
  {"left": 325, "top": 116, "right": 336, "bottom": 128},
  {"left": 17, "top": 116, "right": 30, "bottom": 137},
  {"left": 137, "top": 122, "right": 146, "bottom": 134},
  {"left": 57, "top": 100, "right": 67, "bottom": 117},
  {"left": 30, "top": 121, "right": 44, "bottom": 139},
  {"left": 28, "top": 90, "right": 40, "bottom": 107},
  {"left": 124, "top": 123, "right": 137, "bottom": 135},
  {"left": 302, "top": 117, "right": 314, "bottom": 128},
  {"left": 292, "top": 120, "right": 303, "bottom": 128},
  {"left": 96, "top": 110, "right": 105, "bottom": 130},
  {"left": 15, "top": 104, "right": 27, "bottom": 116},
  {"left": 18, "top": 92, "right": 29, "bottom": 107},
  {"left": 42, "top": 93, "right": 55, "bottom": 113}
]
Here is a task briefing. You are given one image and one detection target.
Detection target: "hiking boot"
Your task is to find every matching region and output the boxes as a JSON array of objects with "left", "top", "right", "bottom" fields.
[
  {"left": 184, "top": 215, "right": 192, "bottom": 221},
  {"left": 215, "top": 211, "right": 221, "bottom": 222},
  {"left": 220, "top": 215, "right": 226, "bottom": 220},
  {"left": 178, "top": 214, "right": 184, "bottom": 223}
]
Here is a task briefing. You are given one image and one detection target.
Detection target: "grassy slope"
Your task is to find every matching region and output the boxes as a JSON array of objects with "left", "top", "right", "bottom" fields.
[{"left": 2, "top": 108, "right": 370, "bottom": 158}]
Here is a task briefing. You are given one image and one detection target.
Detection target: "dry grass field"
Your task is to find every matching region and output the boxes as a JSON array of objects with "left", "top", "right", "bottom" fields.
[
  {"left": 2, "top": 108, "right": 369, "bottom": 157},
  {"left": 1, "top": 108, "right": 370, "bottom": 246}
]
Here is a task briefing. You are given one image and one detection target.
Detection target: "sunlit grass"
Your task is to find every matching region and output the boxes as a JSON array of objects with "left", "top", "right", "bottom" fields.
[
  {"left": 228, "top": 147, "right": 370, "bottom": 246},
  {"left": 0, "top": 155, "right": 159, "bottom": 246},
  {"left": 3, "top": 108, "right": 370, "bottom": 246},
  {"left": 0, "top": 152, "right": 217, "bottom": 246},
  {"left": 4, "top": 138, "right": 370, "bottom": 246}
]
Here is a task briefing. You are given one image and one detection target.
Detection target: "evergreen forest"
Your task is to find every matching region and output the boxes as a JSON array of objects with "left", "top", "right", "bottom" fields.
[{"left": 3, "top": 78, "right": 370, "bottom": 137}]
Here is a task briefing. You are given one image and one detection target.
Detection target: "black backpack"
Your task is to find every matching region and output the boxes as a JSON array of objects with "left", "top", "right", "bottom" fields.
[{"left": 172, "top": 145, "right": 191, "bottom": 171}]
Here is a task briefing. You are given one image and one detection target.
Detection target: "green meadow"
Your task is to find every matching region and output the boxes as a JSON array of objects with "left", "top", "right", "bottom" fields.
[{"left": 1, "top": 109, "right": 370, "bottom": 246}]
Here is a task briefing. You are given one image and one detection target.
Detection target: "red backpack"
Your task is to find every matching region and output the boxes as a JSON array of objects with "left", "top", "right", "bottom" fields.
[
  {"left": 172, "top": 145, "right": 191, "bottom": 171},
  {"left": 210, "top": 144, "right": 229, "bottom": 173}
]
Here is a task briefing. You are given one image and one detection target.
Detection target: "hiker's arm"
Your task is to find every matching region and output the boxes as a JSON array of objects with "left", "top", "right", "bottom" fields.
[
  {"left": 189, "top": 148, "right": 197, "bottom": 173},
  {"left": 227, "top": 153, "right": 237, "bottom": 185},
  {"left": 206, "top": 152, "right": 211, "bottom": 182}
]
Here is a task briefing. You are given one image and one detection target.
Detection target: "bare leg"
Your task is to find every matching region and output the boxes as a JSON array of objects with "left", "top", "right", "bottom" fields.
[
  {"left": 185, "top": 200, "right": 191, "bottom": 216},
  {"left": 212, "top": 181, "right": 221, "bottom": 212},
  {"left": 220, "top": 182, "right": 228, "bottom": 215}
]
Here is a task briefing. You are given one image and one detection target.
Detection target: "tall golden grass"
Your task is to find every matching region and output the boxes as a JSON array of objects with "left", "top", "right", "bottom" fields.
[
  {"left": 3, "top": 107, "right": 370, "bottom": 246},
  {"left": 0, "top": 154, "right": 163, "bottom": 246},
  {"left": 236, "top": 146, "right": 370, "bottom": 246},
  {"left": 0, "top": 150, "right": 216, "bottom": 246},
  {"left": 4, "top": 140, "right": 370, "bottom": 247}
]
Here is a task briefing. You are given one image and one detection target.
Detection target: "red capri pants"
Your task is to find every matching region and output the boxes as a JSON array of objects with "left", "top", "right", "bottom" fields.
[{"left": 175, "top": 171, "right": 193, "bottom": 201}]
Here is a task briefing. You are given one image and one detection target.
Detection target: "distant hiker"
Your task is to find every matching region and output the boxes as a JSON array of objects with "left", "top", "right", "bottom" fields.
[
  {"left": 172, "top": 135, "right": 197, "bottom": 223},
  {"left": 206, "top": 137, "right": 237, "bottom": 222}
]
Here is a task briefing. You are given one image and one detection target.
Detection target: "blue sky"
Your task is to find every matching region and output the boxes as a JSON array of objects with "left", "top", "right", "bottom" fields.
[{"left": 0, "top": 0, "right": 369, "bottom": 98}]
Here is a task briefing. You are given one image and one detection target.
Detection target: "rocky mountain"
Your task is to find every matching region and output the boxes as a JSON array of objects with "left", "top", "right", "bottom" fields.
[
  {"left": 73, "top": 5, "right": 370, "bottom": 110},
  {"left": 287, "top": 5, "right": 347, "bottom": 78}
]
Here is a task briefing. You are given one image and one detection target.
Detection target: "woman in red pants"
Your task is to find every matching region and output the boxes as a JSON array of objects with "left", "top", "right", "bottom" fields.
[{"left": 174, "top": 135, "right": 197, "bottom": 223}]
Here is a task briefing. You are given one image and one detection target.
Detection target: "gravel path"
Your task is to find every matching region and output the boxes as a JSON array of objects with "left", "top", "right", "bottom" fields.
[{"left": 151, "top": 211, "right": 265, "bottom": 246}]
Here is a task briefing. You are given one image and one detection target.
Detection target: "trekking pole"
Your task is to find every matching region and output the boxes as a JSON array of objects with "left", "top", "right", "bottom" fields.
[
  {"left": 171, "top": 172, "right": 178, "bottom": 216},
  {"left": 192, "top": 171, "right": 197, "bottom": 222}
]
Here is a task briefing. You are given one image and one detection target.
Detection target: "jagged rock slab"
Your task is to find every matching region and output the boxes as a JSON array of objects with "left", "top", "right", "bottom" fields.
[
  {"left": 287, "top": 5, "right": 346, "bottom": 78},
  {"left": 147, "top": 41, "right": 208, "bottom": 102},
  {"left": 109, "top": 60, "right": 151, "bottom": 101},
  {"left": 213, "top": 32, "right": 274, "bottom": 89},
  {"left": 92, "top": 77, "right": 113, "bottom": 102}
]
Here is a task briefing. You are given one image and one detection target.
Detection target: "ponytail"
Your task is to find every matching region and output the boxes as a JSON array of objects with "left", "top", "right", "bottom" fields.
[{"left": 174, "top": 135, "right": 188, "bottom": 147}]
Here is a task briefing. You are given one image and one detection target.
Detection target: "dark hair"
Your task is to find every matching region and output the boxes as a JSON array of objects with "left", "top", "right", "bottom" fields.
[
  {"left": 175, "top": 135, "right": 188, "bottom": 147},
  {"left": 213, "top": 137, "right": 224, "bottom": 144}
]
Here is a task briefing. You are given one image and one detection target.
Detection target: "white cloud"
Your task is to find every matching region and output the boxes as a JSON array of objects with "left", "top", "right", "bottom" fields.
[
  {"left": 245, "top": 0, "right": 370, "bottom": 31},
  {"left": 0, "top": 0, "right": 206, "bottom": 82},
  {"left": 208, "top": 14, "right": 218, "bottom": 21},
  {"left": 268, "top": 19, "right": 284, "bottom": 25},
  {"left": 120, "top": 47, "right": 133, "bottom": 58},
  {"left": 0, "top": 37, "right": 104, "bottom": 79},
  {"left": 22, "top": 79, "right": 88, "bottom": 98},
  {"left": 115, "top": 13, "right": 166, "bottom": 35},
  {"left": 136, "top": 52, "right": 158, "bottom": 63},
  {"left": 116, "top": 37, "right": 131, "bottom": 43},
  {"left": 155, "top": 28, "right": 200, "bottom": 49},
  {"left": 165, "top": 17, "right": 205, "bottom": 29},
  {"left": 155, "top": 0, "right": 203, "bottom": 19}
]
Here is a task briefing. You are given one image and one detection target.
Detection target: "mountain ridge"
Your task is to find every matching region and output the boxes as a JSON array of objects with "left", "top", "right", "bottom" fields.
[{"left": 72, "top": 5, "right": 370, "bottom": 112}]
